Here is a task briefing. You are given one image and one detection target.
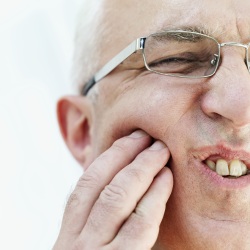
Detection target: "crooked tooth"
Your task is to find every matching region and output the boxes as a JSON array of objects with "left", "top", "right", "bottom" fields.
[
  {"left": 229, "top": 160, "right": 242, "bottom": 177},
  {"left": 241, "top": 162, "right": 248, "bottom": 175},
  {"left": 206, "top": 160, "right": 216, "bottom": 171},
  {"left": 216, "top": 159, "right": 229, "bottom": 176}
]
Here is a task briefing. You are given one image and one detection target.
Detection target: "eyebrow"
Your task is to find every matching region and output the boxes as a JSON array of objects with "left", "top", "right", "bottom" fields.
[
  {"left": 153, "top": 30, "right": 207, "bottom": 43},
  {"left": 158, "top": 25, "right": 212, "bottom": 36}
]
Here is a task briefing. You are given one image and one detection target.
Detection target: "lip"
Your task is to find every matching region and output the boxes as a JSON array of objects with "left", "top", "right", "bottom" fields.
[
  {"left": 192, "top": 144, "right": 250, "bottom": 168},
  {"left": 191, "top": 144, "right": 250, "bottom": 189}
]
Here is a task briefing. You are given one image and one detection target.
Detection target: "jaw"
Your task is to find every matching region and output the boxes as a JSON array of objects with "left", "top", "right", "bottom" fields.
[{"left": 154, "top": 152, "right": 250, "bottom": 249}]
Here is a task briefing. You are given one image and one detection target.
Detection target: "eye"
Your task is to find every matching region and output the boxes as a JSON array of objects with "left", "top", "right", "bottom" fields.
[
  {"left": 149, "top": 56, "right": 195, "bottom": 68},
  {"left": 146, "top": 52, "right": 212, "bottom": 75}
]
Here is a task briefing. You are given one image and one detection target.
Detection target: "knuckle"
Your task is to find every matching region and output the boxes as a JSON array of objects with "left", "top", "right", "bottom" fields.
[
  {"left": 134, "top": 203, "right": 148, "bottom": 218},
  {"left": 135, "top": 152, "right": 152, "bottom": 165},
  {"left": 132, "top": 211, "right": 156, "bottom": 231},
  {"left": 111, "top": 143, "right": 127, "bottom": 156},
  {"left": 77, "top": 169, "right": 101, "bottom": 190},
  {"left": 65, "top": 169, "right": 102, "bottom": 210},
  {"left": 99, "top": 184, "right": 128, "bottom": 210},
  {"left": 124, "top": 167, "right": 146, "bottom": 184},
  {"left": 95, "top": 151, "right": 114, "bottom": 167},
  {"left": 112, "top": 137, "right": 132, "bottom": 153},
  {"left": 66, "top": 192, "right": 81, "bottom": 210}
]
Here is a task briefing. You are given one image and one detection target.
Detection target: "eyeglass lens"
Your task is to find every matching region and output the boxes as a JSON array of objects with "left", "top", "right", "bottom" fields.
[{"left": 143, "top": 31, "right": 220, "bottom": 77}]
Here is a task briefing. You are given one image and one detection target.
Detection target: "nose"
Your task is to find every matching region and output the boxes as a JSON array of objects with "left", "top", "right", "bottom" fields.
[{"left": 201, "top": 53, "right": 250, "bottom": 128}]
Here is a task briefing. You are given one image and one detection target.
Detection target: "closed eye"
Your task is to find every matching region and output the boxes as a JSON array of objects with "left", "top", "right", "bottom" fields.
[{"left": 149, "top": 57, "right": 195, "bottom": 68}]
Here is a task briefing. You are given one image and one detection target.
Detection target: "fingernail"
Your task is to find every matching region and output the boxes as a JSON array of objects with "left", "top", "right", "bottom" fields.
[
  {"left": 129, "top": 130, "right": 147, "bottom": 138},
  {"left": 149, "top": 140, "right": 166, "bottom": 150}
]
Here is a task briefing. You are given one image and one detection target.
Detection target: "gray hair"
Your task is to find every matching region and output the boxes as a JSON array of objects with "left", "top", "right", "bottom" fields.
[{"left": 72, "top": 1, "right": 104, "bottom": 95}]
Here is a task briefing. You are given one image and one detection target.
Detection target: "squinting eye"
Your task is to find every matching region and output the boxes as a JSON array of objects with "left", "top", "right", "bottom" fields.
[
  {"left": 146, "top": 52, "right": 213, "bottom": 75},
  {"left": 149, "top": 57, "right": 195, "bottom": 67}
]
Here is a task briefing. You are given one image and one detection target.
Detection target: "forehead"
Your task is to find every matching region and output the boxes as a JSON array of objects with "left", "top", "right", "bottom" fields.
[
  {"left": 102, "top": 0, "right": 250, "bottom": 42},
  {"left": 94, "top": 0, "right": 250, "bottom": 79}
]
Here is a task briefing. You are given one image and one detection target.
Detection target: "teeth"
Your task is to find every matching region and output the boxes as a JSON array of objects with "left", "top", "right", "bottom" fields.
[
  {"left": 206, "top": 160, "right": 216, "bottom": 171},
  {"left": 205, "top": 158, "right": 249, "bottom": 178},
  {"left": 216, "top": 159, "right": 229, "bottom": 176},
  {"left": 229, "top": 160, "right": 242, "bottom": 177},
  {"left": 241, "top": 162, "right": 248, "bottom": 175}
]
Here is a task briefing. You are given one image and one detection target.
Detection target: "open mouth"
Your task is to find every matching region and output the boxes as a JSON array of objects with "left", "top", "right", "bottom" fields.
[{"left": 203, "top": 158, "right": 250, "bottom": 178}]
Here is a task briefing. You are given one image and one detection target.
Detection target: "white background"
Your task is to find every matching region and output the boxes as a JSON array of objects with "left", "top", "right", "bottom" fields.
[{"left": 0, "top": 0, "right": 83, "bottom": 249}]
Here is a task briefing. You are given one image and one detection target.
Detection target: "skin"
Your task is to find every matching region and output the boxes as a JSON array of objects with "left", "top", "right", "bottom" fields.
[{"left": 55, "top": 0, "right": 250, "bottom": 249}]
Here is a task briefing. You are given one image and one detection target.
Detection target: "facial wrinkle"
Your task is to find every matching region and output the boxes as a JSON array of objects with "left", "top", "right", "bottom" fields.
[{"left": 163, "top": 94, "right": 195, "bottom": 140}]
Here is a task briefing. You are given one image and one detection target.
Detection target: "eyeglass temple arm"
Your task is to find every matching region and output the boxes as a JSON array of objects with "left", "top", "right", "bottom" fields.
[{"left": 82, "top": 37, "right": 145, "bottom": 95}]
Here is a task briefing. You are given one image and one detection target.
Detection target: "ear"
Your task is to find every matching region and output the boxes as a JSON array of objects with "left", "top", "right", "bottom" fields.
[{"left": 57, "top": 95, "right": 94, "bottom": 169}]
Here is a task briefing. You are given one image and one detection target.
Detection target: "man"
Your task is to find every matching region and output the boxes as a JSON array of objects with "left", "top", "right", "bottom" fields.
[{"left": 54, "top": 0, "right": 250, "bottom": 249}]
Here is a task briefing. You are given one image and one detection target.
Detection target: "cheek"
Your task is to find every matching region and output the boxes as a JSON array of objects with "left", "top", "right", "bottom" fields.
[{"left": 92, "top": 77, "right": 203, "bottom": 156}]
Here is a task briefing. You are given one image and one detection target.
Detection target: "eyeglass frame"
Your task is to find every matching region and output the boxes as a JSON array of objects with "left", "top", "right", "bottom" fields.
[{"left": 82, "top": 30, "right": 250, "bottom": 95}]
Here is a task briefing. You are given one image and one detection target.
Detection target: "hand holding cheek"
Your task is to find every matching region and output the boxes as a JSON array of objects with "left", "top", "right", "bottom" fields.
[{"left": 53, "top": 131, "right": 173, "bottom": 250}]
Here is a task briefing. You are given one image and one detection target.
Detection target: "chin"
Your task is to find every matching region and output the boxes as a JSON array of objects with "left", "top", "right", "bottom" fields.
[{"left": 158, "top": 153, "right": 250, "bottom": 249}]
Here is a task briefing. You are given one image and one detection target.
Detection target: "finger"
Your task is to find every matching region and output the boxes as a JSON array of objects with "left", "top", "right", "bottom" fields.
[
  {"left": 111, "top": 167, "right": 173, "bottom": 250},
  {"left": 59, "top": 130, "right": 151, "bottom": 237},
  {"left": 81, "top": 140, "right": 170, "bottom": 247}
]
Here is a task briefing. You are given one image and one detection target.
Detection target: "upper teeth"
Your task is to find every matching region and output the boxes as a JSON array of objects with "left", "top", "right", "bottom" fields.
[{"left": 205, "top": 159, "right": 249, "bottom": 177}]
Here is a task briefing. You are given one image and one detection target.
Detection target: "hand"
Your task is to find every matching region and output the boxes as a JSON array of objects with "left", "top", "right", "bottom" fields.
[{"left": 53, "top": 130, "right": 173, "bottom": 250}]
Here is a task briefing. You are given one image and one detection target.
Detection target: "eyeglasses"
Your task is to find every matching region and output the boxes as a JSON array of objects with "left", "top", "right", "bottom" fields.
[{"left": 82, "top": 30, "right": 250, "bottom": 95}]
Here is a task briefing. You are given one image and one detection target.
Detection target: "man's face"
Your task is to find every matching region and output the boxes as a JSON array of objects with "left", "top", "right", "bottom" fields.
[{"left": 88, "top": 0, "right": 250, "bottom": 247}]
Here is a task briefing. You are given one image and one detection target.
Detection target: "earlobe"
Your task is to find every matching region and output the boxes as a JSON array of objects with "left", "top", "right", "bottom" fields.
[{"left": 57, "top": 95, "right": 94, "bottom": 169}]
